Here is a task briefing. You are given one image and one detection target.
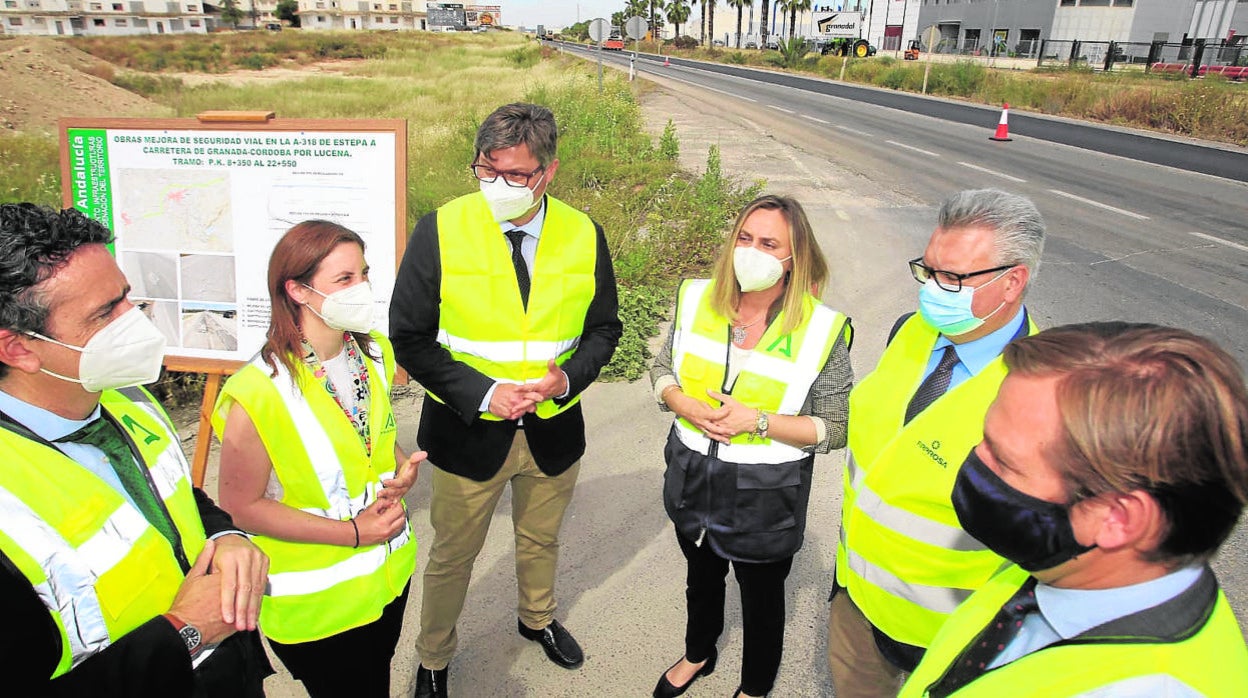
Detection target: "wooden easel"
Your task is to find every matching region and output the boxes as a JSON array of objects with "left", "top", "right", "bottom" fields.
[{"left": 164, "top": 357, "right": 241, "bottom": 488}]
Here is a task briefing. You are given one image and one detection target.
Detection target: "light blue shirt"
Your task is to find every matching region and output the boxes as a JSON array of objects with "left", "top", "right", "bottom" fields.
[
  {"left": 988, "top": 566, "right": 1206, "bottom": 697},
  {"left": 0, "top": 388, "right": 144, "bottom": 513},
  {"left": 924, "top": 307, "right": 1026, "bottom": 389}
]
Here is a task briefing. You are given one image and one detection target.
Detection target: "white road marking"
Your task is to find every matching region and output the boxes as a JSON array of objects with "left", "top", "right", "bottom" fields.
[
  {"left": 1190, "top": 231, "right": 1248, "bottom": 254},
  {"left": 656, "top": 73, "right": 758, "bottom": 102},
  {"left": 1048, "top": 189, "right": 1150, "bottom": 220},
  {"left": 767, "top": 105, "right": 795, "bottom": 114},
  {"left": 834, "top": 125, "right": 871, "bottom": 136},
  {"left": 886, "top": 140, "right": 940, "bottom": 157},
  {"left": 801, "top": 114, "right": 830, "bottom": 124},
  {"left": 957, "top": 162, "right": 1026, "bottom": 183}
]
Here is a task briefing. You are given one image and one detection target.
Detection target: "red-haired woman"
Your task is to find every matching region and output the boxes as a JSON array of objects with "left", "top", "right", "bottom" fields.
[{"left": 213, "top": 220, "right": 421, "bottom": 697}]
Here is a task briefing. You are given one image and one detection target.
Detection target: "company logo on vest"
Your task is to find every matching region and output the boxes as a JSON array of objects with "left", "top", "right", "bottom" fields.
[{"left": 916, "top": 439, "right": 949, "bottom": 469}]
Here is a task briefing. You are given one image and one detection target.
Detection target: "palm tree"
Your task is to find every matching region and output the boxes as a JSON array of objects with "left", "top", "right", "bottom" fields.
[
  {"left": 758, "top": 0, "right": 769, "bottom": 48},
  {"left": 666, "top": 0, "right": 691, "bottom": 40},
  {"left": 705, "top": 0, "right": 717, "bottom": 47},
  {"left": 726, "top": 0, "right": 750, "bottom": 49},
  {"left": 780, "top": 0, "right": 811, "bottom": 40}
]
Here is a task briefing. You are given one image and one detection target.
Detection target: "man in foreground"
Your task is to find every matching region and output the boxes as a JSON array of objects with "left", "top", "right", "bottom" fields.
[
  {"left": 0, "top": 203, "right": 272, "bottom": 696},
  {"left": 902, "top": 322, "right": 1248, "bottom": 696}
]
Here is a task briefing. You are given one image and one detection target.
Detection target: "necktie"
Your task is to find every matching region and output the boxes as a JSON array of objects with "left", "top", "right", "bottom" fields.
[
  {"left": 904, "top": 345, "right": 959, "bottom": 424},
  {"left": 929, "top": 577, "right": 1039, "bottom": 697},
  {"left": 59, "top": 418, "right": 179, "bottom": 549},
  {"left": 505, "top": 229, "right": 531, "bottom": 309}
]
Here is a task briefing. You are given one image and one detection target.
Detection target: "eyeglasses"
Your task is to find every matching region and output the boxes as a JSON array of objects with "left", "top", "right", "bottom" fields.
[
  {"left": 908, "top": 257, "right": 1016, "bottom": 292},
  {"left": 470, "top": 163, "right": 545, "bottom": 189}
]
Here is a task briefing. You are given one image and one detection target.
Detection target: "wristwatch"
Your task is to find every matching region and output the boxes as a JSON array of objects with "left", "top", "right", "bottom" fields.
[
  {"left": 163, "top": 613, "right": 204, "bottom": 658},
  {"left": 754, "top": 410, "right": 769, "bottom": 440}
]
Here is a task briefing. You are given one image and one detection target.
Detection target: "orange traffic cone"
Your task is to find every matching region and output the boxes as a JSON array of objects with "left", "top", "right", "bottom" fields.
[
  {"left": 990, "top": 103, "right": 1012, "bottom": 142},
  {"left": 663, "top": 56, "right": 671, "bottom": 67}
]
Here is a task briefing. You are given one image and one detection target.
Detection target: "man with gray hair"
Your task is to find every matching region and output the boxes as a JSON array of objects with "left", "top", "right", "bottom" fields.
[
  {"left": 390, "top": 103, "right": 620, "bottom": 698},
  {"left": 827, "top": 189, "right": 1044, "bottom": 698}
]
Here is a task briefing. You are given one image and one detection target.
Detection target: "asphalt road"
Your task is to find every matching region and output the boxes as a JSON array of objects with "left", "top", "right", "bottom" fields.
[{"left": 238, "top": 48, "right": 1248, "bottom": 697}]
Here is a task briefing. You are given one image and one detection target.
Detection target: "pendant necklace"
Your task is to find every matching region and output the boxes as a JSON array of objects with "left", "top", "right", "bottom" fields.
[{"left": 731, "top": 311, "right": 766, "bottom": 346}]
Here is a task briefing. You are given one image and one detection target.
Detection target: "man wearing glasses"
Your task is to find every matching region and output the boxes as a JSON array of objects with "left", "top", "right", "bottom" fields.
[
  {"left": 827, "top": 189, "right": 1045, "bottom": 698},
  {"left": 390, "top": 103, "right": 620, "bottom": 698}
]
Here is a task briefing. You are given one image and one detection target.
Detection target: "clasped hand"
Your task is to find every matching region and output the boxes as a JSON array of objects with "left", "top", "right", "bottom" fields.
[
  {"left": 678, "top": 389, "right": 757, "bottom": 444},
  {"left": 488, "top": 359, "right": 568, "bottom": 420}
]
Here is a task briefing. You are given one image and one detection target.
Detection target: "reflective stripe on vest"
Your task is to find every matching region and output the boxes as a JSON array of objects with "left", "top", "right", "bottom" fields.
[
  {"left": 672, "top": 278, "right": 847, "bottom": 465},
  {"left": 836, "top": 313, "right": 1037, "bottom": 647},
  {"left": 213, "top": 333, "right": 416, "bottom": 643},
  {"left": 431, "top": 193, "right": 596, "bottom": 420},
  {"left": 0, "top": 390, "right": 207, "bottom": 677},
  {"left": 899, "top": 566, "right": 1248, "bottom": 697}
]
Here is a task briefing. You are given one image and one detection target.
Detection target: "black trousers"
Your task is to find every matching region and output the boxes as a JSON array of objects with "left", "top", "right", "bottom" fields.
[
  {"left": 677, "top": 530, "right": 794, "bottom": 697},
  {"left": 268, "top": 583, "right": 410, "bottom": 698}
]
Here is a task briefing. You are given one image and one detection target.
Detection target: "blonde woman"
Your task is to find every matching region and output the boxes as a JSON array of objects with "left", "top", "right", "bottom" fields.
[{"left": 651, "top": 196, "right": 853, "bottom": 698}]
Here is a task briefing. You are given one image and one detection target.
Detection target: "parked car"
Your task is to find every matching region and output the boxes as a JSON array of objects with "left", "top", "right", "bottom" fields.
[{"left": 265, "top": 22, "right": 281, "bottom": 31}]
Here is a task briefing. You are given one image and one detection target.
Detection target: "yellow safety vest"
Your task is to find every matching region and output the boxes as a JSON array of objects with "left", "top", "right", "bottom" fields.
[
  {"left": 432, "top": 193, "right": 597, "bottom": 420},
  {"left": 0, "top": 387, "right": 207, "bottom": 678},
  {"left": 212, "top": 332, "right": 416, "bottom": 644},
  {"left": 836, "top": 312, "right": 1038, "bottom": 647},
  {"left": 900, "top": 565, "right": 1248, "bottom": 697},
  {"left": 671, "top": 278, "right": 848, "bottom": 464}
]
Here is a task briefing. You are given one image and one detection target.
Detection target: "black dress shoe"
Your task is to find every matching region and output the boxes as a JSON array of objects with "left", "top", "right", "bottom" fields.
[
  {"left": 517, "top": 618, "right": 584, "bottom": 669},
  {"left": 413, "top": 664, "right": 448, "bottom": 698},
  {"left": 652, "top": 648, "right": 717, "bottom": 698}
]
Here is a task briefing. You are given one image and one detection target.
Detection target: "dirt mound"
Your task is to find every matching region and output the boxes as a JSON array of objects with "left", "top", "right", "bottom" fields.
[{"left": 0, "top": 36, "right": 172, "bottom": 133}]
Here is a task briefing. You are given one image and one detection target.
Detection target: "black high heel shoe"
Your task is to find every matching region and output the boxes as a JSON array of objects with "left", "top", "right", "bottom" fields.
[{"left": 652, "top": 648, "right": 718, "bottom": 698}]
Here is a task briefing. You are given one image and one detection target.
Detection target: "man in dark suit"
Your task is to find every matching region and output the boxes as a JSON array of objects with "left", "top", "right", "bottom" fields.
[
  {"left": 0, "top": 203, "right": 273, "bottom": 697},
  {"left": 390, "top": 102, "right": 621, "bottom": 698}
]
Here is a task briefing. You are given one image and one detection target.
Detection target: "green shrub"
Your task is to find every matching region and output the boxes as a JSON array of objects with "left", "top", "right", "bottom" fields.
[
  {"left": 238, "top": 53, "right": 279, "bottom": 70},
  {"left": 658, "top": 119, "right": 679, "bottom": 161},
  {"left": 725, "top": 51, "right": 747, "bottom": 65}
]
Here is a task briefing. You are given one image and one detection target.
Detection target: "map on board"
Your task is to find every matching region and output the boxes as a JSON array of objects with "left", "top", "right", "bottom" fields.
[{"left": 116, "top": 169, "right": 234, "bottom": 253}]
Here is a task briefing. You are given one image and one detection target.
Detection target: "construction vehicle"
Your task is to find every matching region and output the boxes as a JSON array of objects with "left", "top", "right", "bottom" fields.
[
  {"left": 904, "top": 39, "right": 921, "bottom": 60},
  {"left": 821, "top": 37, "right": 876, "bottom": 58},
  {"left": 814, "top": 11, "right": 875, "bottom": 58},
  {"left": 604, "top": 27, "right": 625, "bottom": 51}
]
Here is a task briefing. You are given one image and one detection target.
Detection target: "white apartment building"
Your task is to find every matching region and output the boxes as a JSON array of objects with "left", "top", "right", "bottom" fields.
[
  {"left": 1, "top": 0, "right": 210, "bottom": 36},
  {"left": 296, "top": 0, "right": 426, "bottom": 31}
]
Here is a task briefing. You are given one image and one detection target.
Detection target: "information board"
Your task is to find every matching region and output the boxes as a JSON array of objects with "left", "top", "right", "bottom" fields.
[
  {"left": 60, "top": 115, "right": 407, "bottom": 370},
  {"left": 60, "top": 114, "right": 407, "bottom": 486}
]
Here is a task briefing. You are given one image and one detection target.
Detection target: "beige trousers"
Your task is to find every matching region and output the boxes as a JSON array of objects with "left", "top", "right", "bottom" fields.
[
  {"left": 827, "top": 590, "right": 910, "bottom": 698},
  {"left": 415, "top": 431, "right": 580, "bottom": 670}
]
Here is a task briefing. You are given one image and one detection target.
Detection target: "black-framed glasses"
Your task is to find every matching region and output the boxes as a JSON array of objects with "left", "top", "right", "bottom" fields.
[
  {"left": 469, "top": 163, "right": 545, "bottom": 188},
  {"left": 908, "top": 257, "right": 1016, "bottom": 292}
]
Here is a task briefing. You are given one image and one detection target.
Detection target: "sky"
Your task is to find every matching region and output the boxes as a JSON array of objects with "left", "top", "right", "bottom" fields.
[{"left": 501, "top": 2, "right": 627, "bottom": 30}]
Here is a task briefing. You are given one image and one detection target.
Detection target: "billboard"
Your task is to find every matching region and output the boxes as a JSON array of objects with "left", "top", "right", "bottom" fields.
[
  {"left": 815, "top": 11, "right": 863, "bottom": 39},
  {"left": 427, "top": 2, "right": 466, "bottom": 30},
  {"left": 466, "top": 5, "right": 501, "bottom": 28}
]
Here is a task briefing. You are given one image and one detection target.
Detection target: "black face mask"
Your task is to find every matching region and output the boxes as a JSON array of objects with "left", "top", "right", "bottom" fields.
[{"left": 952, "top": 449, "right": 1095, "bottom": 572}]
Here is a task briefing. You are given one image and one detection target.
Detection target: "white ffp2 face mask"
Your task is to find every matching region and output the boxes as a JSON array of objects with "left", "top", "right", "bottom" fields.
[
  {"left": 733, "top": 246, "right": 791, "bottom": 293},
  {"left": 303, "top": 281, "right": 375, "bottom": 333},
  {"left": 28, "top": 306, "right": 167, "bottom": 393},
  {"left": 479, "top": 170, "right": 546, "bottom": 222}
]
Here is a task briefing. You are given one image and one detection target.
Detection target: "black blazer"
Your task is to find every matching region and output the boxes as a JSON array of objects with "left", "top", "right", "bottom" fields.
[{"left": 390, "top": 196, "right": 621, "bottom": 482}]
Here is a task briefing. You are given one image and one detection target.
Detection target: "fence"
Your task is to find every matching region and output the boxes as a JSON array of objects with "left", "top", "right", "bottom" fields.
[{"left": 1037, "top": 39, "right": 1247, "bottom": 78}]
